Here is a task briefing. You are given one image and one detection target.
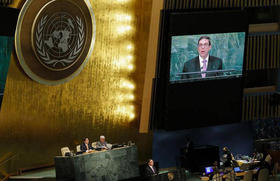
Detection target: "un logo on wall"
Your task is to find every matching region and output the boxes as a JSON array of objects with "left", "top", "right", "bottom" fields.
[
  {"left": 34, "top": 13, "right": 85, "bottom": 70},
  {"left": 15, "top": 0, "right": 96, "bottom": 85}
]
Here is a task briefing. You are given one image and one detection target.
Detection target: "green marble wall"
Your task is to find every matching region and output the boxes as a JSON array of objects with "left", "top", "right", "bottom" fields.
[
  {"left": 0, "top": 36, "right": 13, "bottom": 109},
  {"left": 170, "top": 32, "right": 245, "bottom": 81}
]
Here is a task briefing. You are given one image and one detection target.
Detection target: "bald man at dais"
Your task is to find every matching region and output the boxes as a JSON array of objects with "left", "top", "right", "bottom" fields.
[{"left": 96, "top": 135, "right": 109, "bottom": 150}]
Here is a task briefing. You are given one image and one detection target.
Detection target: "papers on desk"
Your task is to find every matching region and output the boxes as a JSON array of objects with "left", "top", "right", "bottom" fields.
[{"left": 236, "top": 159, "right": 248, "bottom": 163}]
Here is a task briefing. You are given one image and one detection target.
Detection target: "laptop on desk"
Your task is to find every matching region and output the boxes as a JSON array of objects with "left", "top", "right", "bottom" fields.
[
  {"left": 205, "top": 167, "right": 214, "bottom": 175},
  {"left": 234, "top": 167, "right": 243, "bottom": 173}
]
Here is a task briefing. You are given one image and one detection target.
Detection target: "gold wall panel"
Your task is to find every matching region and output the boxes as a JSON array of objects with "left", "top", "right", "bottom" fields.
[
  {"left": 246, "top": 34, "right": 280, "bottom": 71},
  {"left": 242, "top": 93, "right": 280, "bottom": 122},
  {"left": 1, "top": 0, "right": 153, "bottom": 172}
]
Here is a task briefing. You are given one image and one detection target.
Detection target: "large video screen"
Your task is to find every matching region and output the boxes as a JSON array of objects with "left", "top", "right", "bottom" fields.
[
  {"left": 150, "top": 10, "right": 248, "bottom": 130},
  {"left": 170, "top": 32, "right": 246, "bottom": 83}
]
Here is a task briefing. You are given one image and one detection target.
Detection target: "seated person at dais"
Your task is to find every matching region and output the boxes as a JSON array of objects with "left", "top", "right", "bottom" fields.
[
  {"left": 252, "top": 151, "right": 263, "bottom": 161},
  {"left": 80, "top": 137, "right": 93, "bottom": 153},
  {"left": 96, "top": 135, "right": 109, "bottom": 150}
]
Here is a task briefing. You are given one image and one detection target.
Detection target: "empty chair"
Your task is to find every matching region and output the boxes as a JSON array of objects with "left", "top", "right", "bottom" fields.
[
  {"left": 76, "top": 145, "right": 81, "bottom": 152},
  {"left": 107, "top": 143, "right": 112, "bottom": 149},
  {"left": 61, "top": 147, "right": 70, "bottom": 156},
  {"left": 257, "top": 168, "right": 269, "bottom": 181},
  {"left": 242, "top": 170, "right": 253, "bottom": 181},
  {"left": 92, "top": 142, "right": 97, "bottom": 149}
]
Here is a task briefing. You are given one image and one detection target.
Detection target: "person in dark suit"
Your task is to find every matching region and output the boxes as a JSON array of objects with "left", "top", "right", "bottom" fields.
[
  {"left": 145, "top": 159, "right": 158, "bottom": 177},
  {"left": 80, "top": 137, "right": 93, "bottom": 153},
  {"left": 222, "top": 147, "right": 234, "bottom": 168},
  {"left": 182, "top": 36, "right": 223, "bottom": 79}
]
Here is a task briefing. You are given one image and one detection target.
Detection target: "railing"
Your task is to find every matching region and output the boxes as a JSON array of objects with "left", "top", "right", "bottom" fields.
[
  {"left": 1, "top": 175, "right": 9, "bottom": 181},
  {"left": 0, "top": 152, "right": 18, "bottom": 181}
]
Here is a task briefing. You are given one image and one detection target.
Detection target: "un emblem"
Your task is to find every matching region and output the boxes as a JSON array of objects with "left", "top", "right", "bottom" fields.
[
  {"left": 15, "top": 0, "right": 96, "bottom": 85},
  {"left": 34, "top": 13, "right": 85, "bottom": 70}
]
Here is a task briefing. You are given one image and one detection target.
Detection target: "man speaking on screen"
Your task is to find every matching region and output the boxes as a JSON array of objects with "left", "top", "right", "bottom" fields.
[{"left": 181, "top": 36, "right": 223, "bottom": 79}]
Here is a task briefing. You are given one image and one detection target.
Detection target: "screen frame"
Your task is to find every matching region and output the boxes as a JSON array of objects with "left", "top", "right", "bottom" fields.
[{"left": 150, "top": 9, "right": 249, "bottom": 130}]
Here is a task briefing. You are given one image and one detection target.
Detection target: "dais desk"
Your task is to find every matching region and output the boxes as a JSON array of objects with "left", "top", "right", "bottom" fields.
[{"left": 55, "top": 145, "right": 139, "bottom": 181}]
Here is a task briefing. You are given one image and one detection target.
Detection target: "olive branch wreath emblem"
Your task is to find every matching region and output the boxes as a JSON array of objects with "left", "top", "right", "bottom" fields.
[{"left": 35, "top": 15, "right": 85, "bottom": 68}]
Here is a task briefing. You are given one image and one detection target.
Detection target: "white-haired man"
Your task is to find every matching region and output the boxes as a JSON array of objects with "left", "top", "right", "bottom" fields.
[{"left": 96, "top": 135, "right": 109, "bottom": 150}]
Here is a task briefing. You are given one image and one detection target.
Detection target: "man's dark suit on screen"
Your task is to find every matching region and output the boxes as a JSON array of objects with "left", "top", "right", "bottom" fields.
[{"left": 181, "top": 56, "right": 223, "bottom": 79}]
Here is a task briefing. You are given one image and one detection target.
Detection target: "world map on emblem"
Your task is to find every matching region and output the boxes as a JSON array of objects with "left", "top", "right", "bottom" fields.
[{"left": 34, "top": 12, "right": 85, "bottom": 71}]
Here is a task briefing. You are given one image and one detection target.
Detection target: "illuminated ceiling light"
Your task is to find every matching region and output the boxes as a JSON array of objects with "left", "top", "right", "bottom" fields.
[
  {"left": 127, "top": 55, "right": 133, "bottom": 61},
  {"left": 127, "top": 44, "right": 133, "bottom": 51},
  {"left": 119, "top": 59, "right": 127, "bottom": 65},
  {"left": 115, "top": 105, "right": 126, "bottom": 114},
  {"left": 116, "top": 0, "right": 130, "bottom": 3},
  {"left": 125, "top": 26, "right": 132, "bottom": 31},
  {"left": 127, "top": 64, "right": 134, "bottom": 71},
  {"left": 127, "top": 94, "right": 135, "bottom": 100},
  {"left": 116, "top": 94, "right": 134, "bottom": 102},
  {"left": 116, "top": 14, "right": 132, "bottom": 22},
  {"left": 120, "top": 80, "right": 135, "bottom": 90},
  {"left": 117, "top": 25, "right": 132, "bottom": 34},
  {"left": 129, "top": 113, "right": 135, "bottom": 120},
  {"left": 127, "top": 83, "right": 135, "bottom": 90},
  {"left": 114, "top": 58, "right": 134, "bottom": 71},
  {"left": 124, "top": 15, "right": 132, "bottom": 21},
  {"left": 129, "top": 105, "right": 134, "bottom": 110},
  {"left": 117, "top": 27, "right": 126, "bottom": 34}
]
